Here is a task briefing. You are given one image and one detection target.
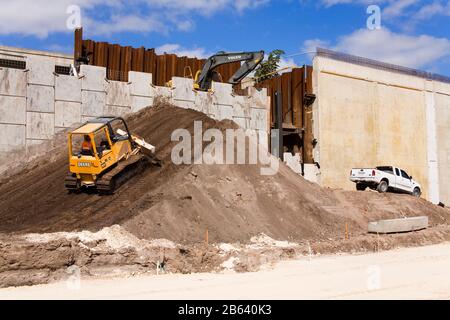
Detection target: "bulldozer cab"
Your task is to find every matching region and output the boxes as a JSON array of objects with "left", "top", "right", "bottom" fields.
[
  {"left": 68, "top": 117, "right": 134, "bottom": 182},
  {"left": 66, "top": 116, "right": 156, "bottom": 193}
]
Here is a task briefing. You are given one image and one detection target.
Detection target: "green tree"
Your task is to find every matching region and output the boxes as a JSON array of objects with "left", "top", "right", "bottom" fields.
[{"left": 254, "top": 49, "right": 285, "bottom": 83}]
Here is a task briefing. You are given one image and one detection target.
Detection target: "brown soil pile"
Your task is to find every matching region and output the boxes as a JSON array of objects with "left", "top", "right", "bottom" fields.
[{"left": 0, "top": 103, "right": 448, "bottom": 244}]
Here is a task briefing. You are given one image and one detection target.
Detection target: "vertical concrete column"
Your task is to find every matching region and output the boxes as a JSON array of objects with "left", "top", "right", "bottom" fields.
[
  {"left": 129, "top": 71, "right": 154, "bottom": 113},
  {"left": 26, "top": 56, "right": 55, "bottom": 144},
  {"left": 425, "top": 81, "right": 440, "bottom": 204},
  {"left": 0, "top": 68, "right": 27, "bottom": 153},
  {"left": 54, "top": 74, "right": 82, "bottom": 130},
  {"left": 80, "top": 65, "right": 106, "bottom": 122}
]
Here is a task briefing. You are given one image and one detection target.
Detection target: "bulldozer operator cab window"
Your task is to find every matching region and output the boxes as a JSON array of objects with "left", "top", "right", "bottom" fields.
[
  {"left": 94, "top": 128, "right": 111, "bottom": 156},
  {"left": 71, "top": 134, "right": 93, "bottom": 156},
  {"left": 110, "top": 119, "right": 129, "bottom": 141}
]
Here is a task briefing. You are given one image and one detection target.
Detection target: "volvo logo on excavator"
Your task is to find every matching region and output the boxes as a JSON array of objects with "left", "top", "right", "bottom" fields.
[{"left": 228, "top": 55, "right": 242, "bottom": 60}]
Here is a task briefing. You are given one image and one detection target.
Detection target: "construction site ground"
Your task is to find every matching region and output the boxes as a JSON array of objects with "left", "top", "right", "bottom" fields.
[
  {"left": 1, "top": 102, "right": 449, "bottom": 289},
  {"left": 2, "top": 242, "right": 450, "bottom": 300}
]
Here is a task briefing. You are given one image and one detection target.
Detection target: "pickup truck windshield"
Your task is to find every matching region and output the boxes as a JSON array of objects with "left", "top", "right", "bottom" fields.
[{"left": 376, "top": 166, "right": 394, "bottom": 174}]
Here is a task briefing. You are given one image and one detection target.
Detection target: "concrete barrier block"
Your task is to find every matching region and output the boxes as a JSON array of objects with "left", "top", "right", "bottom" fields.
[
  {"left": 55, "top": 75, "right": 82, "bottom": 102},
  {"left": 284, "top": 153, "right": 302, "bottom": 175},
  {"left": 0, "top": 124, "right": 26, "bottom": 152},
  {"left": 172, "top": 77, "right": 196, "bottom": 103},
  {"left": 249, "top": 107, "right": 268, "bottom": 131},
  {"left": 212, "top": 82, "right": 234, "bottom": 106},
  {"left": 26, "top": 112, "right": 54, "bottom": 140},
  {"left": 55, "top": 101, "right": 81, "bottom": 128},
  {"left": 0, "top": 68, "right": 27, "bottom": 96},
  {"left": 368, "top": 216, "right": 429, "bottom": 234},
  {"left": 303, "top": 163, "right": 320, "bottom": 183},
  {"left": 0, "top": 96, "right": 26, "bottom": 124},
  {"left": 104, "top": 105, "right": 131, "bottom": 117},
  {"left": 129, "top": 72, "right": 153, "bottom": 97},
  {"left": 27, "top": 84, "right": 54, "bottom": 113},
  {"left": 80, "top": 65, "right": 106, "bottom": 91},
  {"left": 106, "top": 81, "right": 130, "bottom": 107},
  {"left": 82, "top": 91, "right": 105, "bottom": 117},
  {"left": 27, "top": 56, "right": 55, "bottom": 86},
  {"left": 131, "top": 96, "right": 153, "bottom": 113}
]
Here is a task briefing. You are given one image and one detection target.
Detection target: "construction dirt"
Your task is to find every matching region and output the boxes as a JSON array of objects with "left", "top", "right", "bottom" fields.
[{"left": 1, "top": 101, "right": 449, "bottom": 288}]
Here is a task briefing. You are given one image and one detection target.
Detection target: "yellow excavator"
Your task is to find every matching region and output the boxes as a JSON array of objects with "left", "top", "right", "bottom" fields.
[
  {"left": 64, "top": 117, "right": 158, "bottom": 194},
  {"left": 167, "top": 50, "right": 265, "bottom": 91}
]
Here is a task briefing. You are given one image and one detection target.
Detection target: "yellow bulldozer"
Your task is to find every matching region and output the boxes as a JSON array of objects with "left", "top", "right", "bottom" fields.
[{"left": 64, "top": 117, "right": 158, "bottom": 194}]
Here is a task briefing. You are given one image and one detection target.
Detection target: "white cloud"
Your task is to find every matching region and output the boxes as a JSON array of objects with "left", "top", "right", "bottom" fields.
[
  {"left": 382, "top": 0, "right": 418, "bottom": 18},
  {"left": 413, "top": 1, "right": 450, "bottom": 20},
  {"left": 0, "top": 0, "right": 269, "bottom": 38},
  {"left": 155, "top": 43, "right": 210, "bottom": 58},
  {"left": 304, "top": 28, "right": 450, "bottom": 69}
]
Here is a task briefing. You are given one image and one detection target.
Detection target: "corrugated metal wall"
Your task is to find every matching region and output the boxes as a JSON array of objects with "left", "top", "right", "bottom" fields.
[{"left": 74, "top": 28, "right": 240, "bottom": 85}]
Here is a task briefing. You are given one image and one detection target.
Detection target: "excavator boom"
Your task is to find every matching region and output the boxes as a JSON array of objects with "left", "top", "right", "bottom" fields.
[{"left": 196, "top": 51, "right": 264, "bottom": 91}]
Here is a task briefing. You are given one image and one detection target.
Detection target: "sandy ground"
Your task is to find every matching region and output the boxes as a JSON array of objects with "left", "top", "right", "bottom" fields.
[{"left": 2, "top": 242, "right": 450, "bottom": 300}]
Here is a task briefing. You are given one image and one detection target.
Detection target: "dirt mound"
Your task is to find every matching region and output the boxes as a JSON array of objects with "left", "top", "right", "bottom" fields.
[{"left": 0, "top": 103, "right": 448, "bottom": 244}]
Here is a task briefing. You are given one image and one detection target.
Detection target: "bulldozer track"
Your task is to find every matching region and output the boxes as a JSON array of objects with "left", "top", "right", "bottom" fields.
[
  {"left": 64, "top": 174, "right": 79, "bottom": 191},
  {"left": 96, "top": 154, "right": 148, "bottom": 194}
]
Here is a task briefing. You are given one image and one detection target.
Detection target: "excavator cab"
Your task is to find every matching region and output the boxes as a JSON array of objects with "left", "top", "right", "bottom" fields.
[{"left": 65, "top": 117, "right": 156, "bottom": 194}]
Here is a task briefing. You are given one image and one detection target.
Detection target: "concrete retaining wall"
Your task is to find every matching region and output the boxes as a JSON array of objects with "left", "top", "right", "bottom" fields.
[
  {"left": 313, "top": 55, "right": 450, "bottom": 204},
  {"left": 0, "top": 60, "right": 269, "bottom": 173}
]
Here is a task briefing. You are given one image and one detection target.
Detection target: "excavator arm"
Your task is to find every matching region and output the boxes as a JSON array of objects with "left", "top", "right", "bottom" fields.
[{"left": 196, "top": 51, "right": 265, "bottom": 91}]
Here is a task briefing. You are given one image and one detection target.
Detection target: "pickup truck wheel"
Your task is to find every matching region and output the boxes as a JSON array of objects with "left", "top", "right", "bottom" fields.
[
  {"left": 356, "top": 183, "right": 367, "bottom": 191},
  {"left": 377, "top": 180, "right": 389, "bottom": 193},
  {"left": 413, "top": 188, "right": 421, "bottom": 198}
]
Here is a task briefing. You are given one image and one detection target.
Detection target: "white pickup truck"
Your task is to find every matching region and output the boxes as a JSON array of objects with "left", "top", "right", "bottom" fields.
[{"left": 349, "top": 166, "right": 422, "bottom": 197}]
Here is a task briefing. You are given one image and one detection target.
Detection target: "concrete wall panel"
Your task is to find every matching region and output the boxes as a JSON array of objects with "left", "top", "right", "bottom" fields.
[
  {"left": 172, "top": 77, "right": 195, "bottom": 103},
  {"left": 249, "top": 108, "right": 267, "bottom": 131},
  {"left": 129, "top": 72, "right": 152, "bottom": 97},
  {"left": 55, "top": 101, "right": 81, "bottom": 128},
  {"left": 0, "top": 68, "right": 27, "bottom": 96},
  {"left": 131, "top": 96, "right": 153, "bottom": 113},
  {"left": 26, "top": 112, "right": 54, "bottom": 140},
  {"left": 215, "top": 104, "right": 234, "bottom": 121},
  {"left": 314, "top": 56, "right": 431, "bottom": 199},
  {"left": 104, "top": 105, "right": 131, "bottom": 117},
  {"left": 0, "top": 96, "right": 26, "bottom": 124},
  {"left": 0, "top": 124, "right": 25, "bottom": 152},
  {"left": 106, "top": 81, "right": 130, "bottom": 107},
  {"left": 212, "top": 82, "right": 234, "bottom": 106},
  {"left": 435, "top": 93, "right": 450, "bottom": 205},
  {"left": 55, "top": 75, "right": 81, "bottom": 102},
  {"left": 82, "top": 91, "right": 106, "bottom": 117},
  {"left": 80, "top": 65, "right": 106, "bottom": 91},
  {"left": 27, "top": 85, "right": 54, "bottom": 113},
  {"left": 27, "top": 56, "right": 55, "bottom": 86}
]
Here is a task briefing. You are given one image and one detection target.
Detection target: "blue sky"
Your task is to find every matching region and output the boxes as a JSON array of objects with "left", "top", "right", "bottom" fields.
[{"left": 1, "top": 0, "right": 450, "bottom": 76}]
